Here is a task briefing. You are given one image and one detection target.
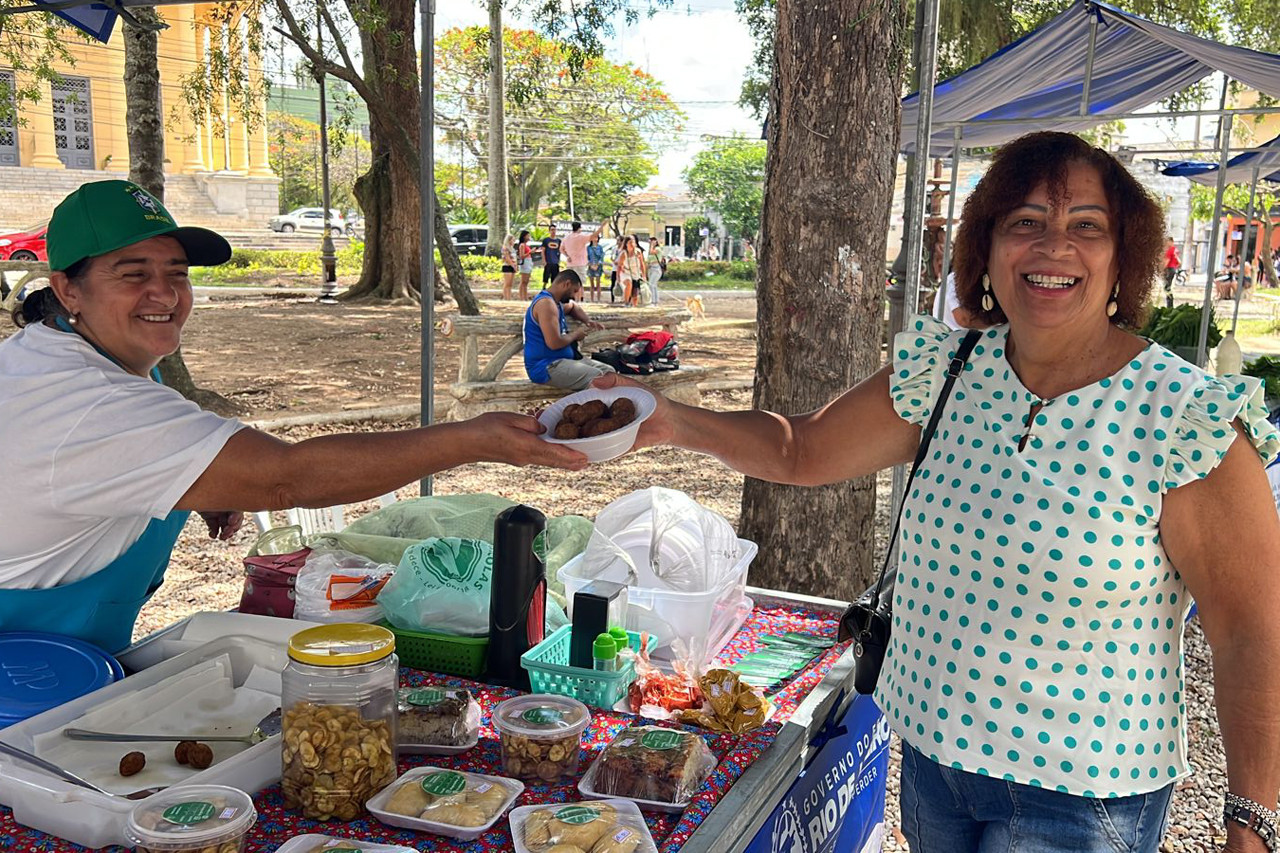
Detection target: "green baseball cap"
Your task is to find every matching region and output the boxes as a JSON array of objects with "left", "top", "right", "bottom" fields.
[{"left": 47, "top": 180, "right": 232, "bottom": 271}]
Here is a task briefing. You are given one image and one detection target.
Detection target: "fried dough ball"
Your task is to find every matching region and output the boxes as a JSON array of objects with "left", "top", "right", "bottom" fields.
[
  {"left": 561, "top": 403, "right": 583, "bottom": 425},
  {"left": 608, "top": 398, "right": 637, "bottom": 426},
  {"left": 174, "top": 740, "right": 196, "bottom": 765},
  {"left": 187, "top": 742, "right": 214, "bottom": 770},
  {"left": 570, "top": 400, "right": 608, "bottom": 424},
  {"left": 581, "top": 418, "right": 622, "bottom": 438},
  {"left": 553, "top": 421, "right": 581, "bottom": 439},
  {"left": 119, "top": 751, "right": 146, "bottom": 777}
]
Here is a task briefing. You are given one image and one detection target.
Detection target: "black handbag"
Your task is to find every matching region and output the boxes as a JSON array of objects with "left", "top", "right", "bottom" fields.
[{"left": 839, "top": 329, "right": 982, "bottom": 695}]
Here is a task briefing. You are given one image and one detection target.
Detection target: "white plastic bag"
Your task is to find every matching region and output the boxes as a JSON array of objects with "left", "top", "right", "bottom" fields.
[
  {"left": 579, "top": 487, "right": 741, "bottom": 592},
  {"left": 293, "top": 549, "right": 393, "bottom": 623}
]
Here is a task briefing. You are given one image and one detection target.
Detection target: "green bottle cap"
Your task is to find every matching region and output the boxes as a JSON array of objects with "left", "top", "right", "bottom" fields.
[
  {"left": 608, "top": 626, "right": 630, "bottom": 647},
  {"left": 593, "top": 633, "right": 617, "bottom": 660}
]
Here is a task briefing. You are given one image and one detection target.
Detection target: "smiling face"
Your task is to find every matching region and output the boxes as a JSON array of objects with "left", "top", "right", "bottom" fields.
[
  {"left": 987, "top": 160, "right": 1120, "bottom": 335},
  {"left": 51, "top": 236, "right": 192, "bottom": 376}
]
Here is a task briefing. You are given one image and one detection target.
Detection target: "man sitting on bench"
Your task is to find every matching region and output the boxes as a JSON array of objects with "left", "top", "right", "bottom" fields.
[{"left": 524, "top": 269, "right": 614, "bottom": 390}]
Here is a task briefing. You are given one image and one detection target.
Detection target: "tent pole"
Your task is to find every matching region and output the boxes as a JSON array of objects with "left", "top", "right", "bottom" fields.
[
  {"left": 419, "top": 0, "right": 436, "bottom": 495},
  {"left": 1196, "top": 110, "right": 1233, "bottom": 368},
  {"left": 1231, "top": 162, "right": 1262, "bottom": 335},
  {"left": 936, "top": 126, "right": 962, "bottom": 321},
  {"left": 1080, "top": 3, "right": 1097, "bottom": 116}
]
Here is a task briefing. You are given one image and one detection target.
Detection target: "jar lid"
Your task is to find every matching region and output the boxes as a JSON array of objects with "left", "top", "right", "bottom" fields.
[
  {"left": 492, "top": 694, "right": 590, "bottom": 739},
  {"left": 124, "top": 785, "right": 256, "bottom": 851},
  {"left": 287, "top": 623, "right": 395, "bottom": 667},
  {"left": 0, "top": 632, "right": 123, "bottom": 727}
]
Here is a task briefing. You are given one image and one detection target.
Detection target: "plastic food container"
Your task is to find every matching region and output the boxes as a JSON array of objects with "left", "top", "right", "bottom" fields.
[
  {"left": 395, "top": 686, "right": 480, "bottom": 754},
  {"left": 559, "top": 539, "right": 757, "bottom": 666},
  {"left": 578, "top": 725, "right": 718, "bottom": 813},
  {"left": 366, "top": 767, "right": 524, "bottom": 841},
  {"left": 281, "top": 624, "right": 399, "bottom": 821},
  {"left": 0, "top": 632, "right": 123, "bottom": 727},
  {"left": 536, "top": 387, "right": 657, "bottom": 463},
  {"left": 123, "top": 784, "right": 256, "bottom": 853},
  {"left": 274, "top": 835, "right": 418, "bottom": 853},
  {"left": 492, "top": 694, "right": 591, "bottom": 781},
  {"left": 510, "top": 798, "right": 658, "bottom": 853}
]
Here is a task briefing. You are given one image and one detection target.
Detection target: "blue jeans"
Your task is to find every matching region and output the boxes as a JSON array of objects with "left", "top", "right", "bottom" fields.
[{"left": 900, "top": 741, "right": 1173, "bottom": 853}]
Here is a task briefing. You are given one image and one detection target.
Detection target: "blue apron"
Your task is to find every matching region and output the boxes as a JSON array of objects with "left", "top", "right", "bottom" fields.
[{"left": 0, "top": 318, "right": 190, "bottom": 653}]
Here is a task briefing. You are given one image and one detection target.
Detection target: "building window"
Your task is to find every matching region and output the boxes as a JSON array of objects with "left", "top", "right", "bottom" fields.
[
  {"left": 0, "top": 71, "right": 17, "bottom": 167},
  {"left": 52, "top": 76, "right": 95, "bottom": 170}
]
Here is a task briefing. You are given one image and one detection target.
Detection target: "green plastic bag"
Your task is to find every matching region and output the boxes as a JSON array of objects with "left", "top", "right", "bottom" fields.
[{"left": 379, "top": 537, "right": 493, "bottom": 637}]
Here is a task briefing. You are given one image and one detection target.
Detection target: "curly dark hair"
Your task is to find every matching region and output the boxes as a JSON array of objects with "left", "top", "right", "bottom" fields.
[{"left": 952, "top": 131, "right": 1164, "bottom": 329}]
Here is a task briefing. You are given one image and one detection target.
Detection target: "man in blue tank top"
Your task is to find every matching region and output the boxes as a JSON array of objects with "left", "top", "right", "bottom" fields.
[{"left": 523, "top": 270, "right": 614, "bottom": 389}]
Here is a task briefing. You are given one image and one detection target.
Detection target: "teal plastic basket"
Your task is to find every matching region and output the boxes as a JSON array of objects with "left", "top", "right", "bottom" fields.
[{"left": 520, "top": 625, "right": 643, "bottom": 708}]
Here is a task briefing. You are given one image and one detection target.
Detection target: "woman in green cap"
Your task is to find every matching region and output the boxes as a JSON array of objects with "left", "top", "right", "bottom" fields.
[{"left": 0, "top": 180, "right": 586, "bottom": 653}]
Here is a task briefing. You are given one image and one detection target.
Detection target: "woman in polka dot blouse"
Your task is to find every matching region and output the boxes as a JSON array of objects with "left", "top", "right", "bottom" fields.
[{"left": 596, "top": 132, "right": 1280, "bottom": 853}]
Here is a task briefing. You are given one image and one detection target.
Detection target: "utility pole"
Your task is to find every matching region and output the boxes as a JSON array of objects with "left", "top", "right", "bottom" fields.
[
  {"left": 317, "top": 5, "right": 338, "bottom": 301},
  {"left": 459, "top": 138, "right": 466, "bottom": 207},
  {"left": 568, "top": 168, "right": 575, "bottom": 221}
]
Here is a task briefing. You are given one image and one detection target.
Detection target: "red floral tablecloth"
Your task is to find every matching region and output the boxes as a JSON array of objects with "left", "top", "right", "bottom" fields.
[{"left": 0, "top": 604, "right": 845, "bottom": 852}]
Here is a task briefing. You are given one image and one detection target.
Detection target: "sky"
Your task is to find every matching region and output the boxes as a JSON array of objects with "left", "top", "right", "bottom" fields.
[{"left": 435, "top": 0, "right": 764, "bottom": 188}]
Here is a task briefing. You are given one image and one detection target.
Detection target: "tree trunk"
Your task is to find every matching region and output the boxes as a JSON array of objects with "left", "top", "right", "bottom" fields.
[
  {"left": 483, "top": 0, "right": 509, "bottom": 256},
  {"left": 435, "top": 201, "right": 480, "bottom": 314},
  {"left": 1261, "top": 214, "right": 1277, "bottom": 288},
  {"left": 343, "top": 144, "right": 420, "bottom": 301},
  {"left": 738, "top": 0, "right": 904, "bottom": 601},
  {"left": 124, "top": 9, "right": 241, "bottom": 416}
]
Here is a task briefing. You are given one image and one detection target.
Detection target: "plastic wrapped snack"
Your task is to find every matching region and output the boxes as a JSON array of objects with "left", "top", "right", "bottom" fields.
[
  {"left": 580, "top": 726, "right": 717, "bottom": 810},
  {"left": 493, "top": 694, "right": 591, "bottom": 781},
  {"left": 396, "top": 687, "right": 480, "bottom": 753},
  {"left": 273, "top": 836, "right": 419, "bottom": 853},
  {"left": 124, "top": 785, "right": 256, "bottom": 853},
  {"left": 510, "top": 799, "right": 657, "bottom": 853},
  {"left": 366, "top": 767, "right": 524, "bottom": 841}
]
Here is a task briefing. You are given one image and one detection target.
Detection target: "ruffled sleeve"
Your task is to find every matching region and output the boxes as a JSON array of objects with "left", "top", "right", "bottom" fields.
[
  {"left": 890, "top": 313, "right": 964, "bottom": 427},
  {"left": 1164, "top": 373, "right": 1280, "bottom": 490}
]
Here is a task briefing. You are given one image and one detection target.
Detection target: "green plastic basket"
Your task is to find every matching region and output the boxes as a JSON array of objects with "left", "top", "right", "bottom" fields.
[
  {"left": 383, "top": 621, "right": 489, "bottom": 678},
  {"left": 520, "top": 625, "right": 642, "bottom": 708}
]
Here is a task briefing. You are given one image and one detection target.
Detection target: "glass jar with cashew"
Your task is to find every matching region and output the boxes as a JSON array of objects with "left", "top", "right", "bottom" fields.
[{"left": 281, "top": 624, "right": 400, "bottom": 821}]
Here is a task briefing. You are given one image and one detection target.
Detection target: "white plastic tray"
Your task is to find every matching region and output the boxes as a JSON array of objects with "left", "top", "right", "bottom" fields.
[
  {"left": 398, "top": 728, "right": 479, "bottom": 756},
  {"left": 116, "top": 611, "right": 319, "bottom": 672},
  {"left": 366, "top": 766, "right": 524, "bottom": 841},
  {"left": 510, "top": 798, "right": 658, "bottom": 853},
  {"left": 0, "top": 635, "right": 286, "bottom": 849},
  {"left": 275, "top": 834, "right": 419, "bottom": 853}
]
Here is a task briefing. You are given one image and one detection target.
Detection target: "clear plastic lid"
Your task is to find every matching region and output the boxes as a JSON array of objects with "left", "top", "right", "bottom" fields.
[
  {"left": 492, "top": 694, "right": 590, "bottom": 740},
  {"left": 124, "top": 785, "right": 257, "bottom": 850}
]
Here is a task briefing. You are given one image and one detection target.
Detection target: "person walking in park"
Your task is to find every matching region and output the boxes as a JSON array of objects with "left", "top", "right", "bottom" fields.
[
  {"left": 645, "top": 237, "right": 665, "bottom": 306},
  {"left": 586, "top": 233, "right": 606, "bottom": 303},
  {"left": 560, "top": 220, "right": 606, "bottom": 292},
  {"left": 540, "top": 225, "right": 562, "bottom": 289},
  {"left": 616, "top": 235, "right": 647, "bottom": 307},
  {"left": 517, "top": 230, "right": 534, "bottom": 300},
  {"left": 598, "top": 131, "right": 1280, "bottom": 853},
  {"left": 1162, "top": 235, "right": 1180, "bottom": 308},
  {"left": 522, "top": 269, "right": 612, "bottom": 390},
  {"left": 500, "top": 234, "right": 517, "bottom": 301}
]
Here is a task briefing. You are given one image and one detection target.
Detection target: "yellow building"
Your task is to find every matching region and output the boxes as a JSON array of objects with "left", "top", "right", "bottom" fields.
[{"left": 0, "top": 5, "right": 278, "bottom": 227}]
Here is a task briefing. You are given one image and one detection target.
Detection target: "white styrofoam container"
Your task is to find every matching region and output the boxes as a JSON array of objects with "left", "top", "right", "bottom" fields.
[
  {"left": 366, "top": 766, "right": 524, "bottom": 841},
  {"left": 275, "top": 834, "right": 419, "bottom": 853},
  {"left": 536, "top": 386, "right": 657, "bottom": 463},
  {"left": 0, "top": 635, "right": 286, "bottom": 849},
  {"left": 510, "top": 798, "right": 658, "bottom": 853},
  {"left": 559, "top": 538, "right": 757, "bottom": 667}
]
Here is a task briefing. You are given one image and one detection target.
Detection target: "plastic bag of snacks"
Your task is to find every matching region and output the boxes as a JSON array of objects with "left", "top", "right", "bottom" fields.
[
  {"left": 366, "top": 767, "right": 523, "bottom": 841},
  {"left": 510, "top": 799, "right": 657, "bottom": 853},
  {"left": 579, "top": 726, "right": 717, "bottom": 812}
]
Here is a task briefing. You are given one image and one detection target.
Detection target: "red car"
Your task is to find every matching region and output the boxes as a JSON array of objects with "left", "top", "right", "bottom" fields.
[{"left": 0, "top": 223, "right": 47, "bottom": 262}]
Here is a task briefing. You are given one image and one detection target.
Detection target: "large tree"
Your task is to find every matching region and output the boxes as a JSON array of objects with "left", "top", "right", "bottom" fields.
[
  {"left": 483, "top": 0, "right": 509, "bottom": 255},
  {"left": 683, "top": 136, "right": 767, "bottom": 243},
  {"left": 737, "top": 0, "right": 905, "bottom": 599},
  {"left": 269, "top": 111, "right": 371, "bottom": 213}
]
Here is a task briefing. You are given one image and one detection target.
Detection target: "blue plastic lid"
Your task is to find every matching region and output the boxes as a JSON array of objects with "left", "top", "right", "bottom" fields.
[{"left": 0, "top": 633, "right": 124, "bottom": 728}]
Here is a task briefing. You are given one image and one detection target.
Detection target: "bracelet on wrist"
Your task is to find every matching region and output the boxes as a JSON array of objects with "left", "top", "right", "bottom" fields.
[{"left": 1224, "top": 794, "right": 1279, "bottom": 852}]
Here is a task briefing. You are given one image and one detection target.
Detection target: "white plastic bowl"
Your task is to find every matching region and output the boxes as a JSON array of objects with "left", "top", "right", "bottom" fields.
[{"left": 537, "top": 386, "right": 657, "bottom": 463}]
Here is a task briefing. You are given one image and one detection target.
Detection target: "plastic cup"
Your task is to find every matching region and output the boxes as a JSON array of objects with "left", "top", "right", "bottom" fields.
[{"left": 124, "top": 785, "right": 256, "bottom": 853}]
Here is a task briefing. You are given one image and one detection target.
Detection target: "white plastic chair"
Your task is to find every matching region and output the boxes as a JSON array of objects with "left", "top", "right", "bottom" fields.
[{"left": 248, "top": 492, "right": 399, "bottom": 537}]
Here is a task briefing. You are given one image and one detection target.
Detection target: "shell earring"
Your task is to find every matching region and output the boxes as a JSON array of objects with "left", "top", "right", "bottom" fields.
[
  {"left": 981, "top": 273, "right": 994, "bottom": 312},
  {"left": 1106, "top": 282, "right": 1119, "bottom": 318}
]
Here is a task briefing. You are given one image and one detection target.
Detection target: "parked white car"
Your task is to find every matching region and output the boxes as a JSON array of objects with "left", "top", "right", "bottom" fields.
[{"left": 269, "top": 207, "right": 346, "bottom": 234}]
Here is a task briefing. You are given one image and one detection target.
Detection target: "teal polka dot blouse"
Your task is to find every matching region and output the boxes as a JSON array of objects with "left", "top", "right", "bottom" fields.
[{"left": 881, "top": 314, "right": 1280, "bottom": 798}]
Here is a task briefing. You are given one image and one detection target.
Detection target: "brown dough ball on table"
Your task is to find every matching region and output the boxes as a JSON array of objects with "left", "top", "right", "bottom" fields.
[
  {"left": 187, "top": 742, "right": 214, "bottom": 770},
  {"left": 608, "top": 398, "right": 637, "bottom": 426},
  {"left": 553, "top": 421, "right": 581, "bottom": 440},
  {"left": 580, "top": 418, "right": 621, "bottom": 438},
  {"left": 173, "top": 740, "right": 196, "bottom": 765},
  {"left": 570, "top": 400, "right": 608, "bottom": 425},
  {"left": 118, "top": 751, "right": 145, "bottom": 777}
]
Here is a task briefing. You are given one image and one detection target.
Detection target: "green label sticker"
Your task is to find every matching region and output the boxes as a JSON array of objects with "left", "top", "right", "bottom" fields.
[
  {"left": 641, "top": 730, "right": 686, "bottom": 750},
  {"left": 531, "top": 529, "right": 549, "bottom": 564},
  {"left": 326, "top": 849, "right": 361, "bottom": 853},
  {"left": 554, "top": 805, "right": 601, "bottom": 825},
  {"left": 420, "top": 771, "right": 468, "bottom": 796},
  {"left": 161, "top": 801, "right": 216, "bottom": 825},
  {"left": 406, "top": 688, "right": 445, "bottom": 707},
  {"left": 522, "top": 707, "right": 564, "bottom": 725}
]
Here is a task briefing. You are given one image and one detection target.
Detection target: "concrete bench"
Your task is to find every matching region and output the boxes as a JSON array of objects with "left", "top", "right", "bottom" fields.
[
  {"left": 445, "top": 307, "right": 709, "bottom": 421},
  {"left": 0, "top": 260, "right": 50, "bottom": 314}
]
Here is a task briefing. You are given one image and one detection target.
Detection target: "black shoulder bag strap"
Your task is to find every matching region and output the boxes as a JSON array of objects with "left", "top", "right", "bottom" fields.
[{"left": 839, "top": 328, "right": 982, "bottom": 650}]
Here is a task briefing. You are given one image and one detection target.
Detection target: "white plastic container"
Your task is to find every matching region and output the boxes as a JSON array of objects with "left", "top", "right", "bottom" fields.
[
  {"left": 116, "top": 612, "right": 321, "bottom": 673},
  {"left": 536, "top": 386, "right": 657, "bottom": 463},
  {"left": 559, "top": 538, "right": 757, "bottom": 666},
  {"left": 366, "top": 766, "right": 523, "bottom": 841},
  {"left": 274, "top": 835, "right": 418, "bottom": 853},
  {"left": 124, "top": 784, "right": 256, "bottom": 853},
  {"left": 509, "top": 798, "right": 657, "bottom": 853},
  {"left": 0, "top": 636, "right": 285, "bottom": 850}
]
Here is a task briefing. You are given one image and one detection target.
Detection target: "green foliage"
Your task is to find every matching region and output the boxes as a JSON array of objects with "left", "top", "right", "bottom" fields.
[
  {"left": 661, "top": 260, "right": 757, "bottom": 282},
  {"left": 1243, "top": 355, "right": 1280, "bottom": 403},
  {"left": 268, "top": 112, "right": 371, "bottom": 213},
  {"left": 1136, "top": 304, "right": 1222, "bottom": 349},
  {"left": 683, "top": 137, "right": 767, "bottom": 240},
  {"left": 1190, "top": 183, "right": 1278, "bottom": 226},
  {"left": 435, "top": 160, "right": 488, "bottom": 224},
  {"left": 0, "top": 10, "right": 81, "bottom": 122},
  {"left": 683, "top": 215, "right": 713, "bottom": 257}
]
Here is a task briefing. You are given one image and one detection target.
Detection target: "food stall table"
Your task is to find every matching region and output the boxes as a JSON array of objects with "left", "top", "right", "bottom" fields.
[{"left": 0, "top": 588, "right": 883, "bottom": 853}]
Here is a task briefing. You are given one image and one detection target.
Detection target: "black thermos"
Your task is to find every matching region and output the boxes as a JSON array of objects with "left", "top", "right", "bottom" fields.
[{"left": 486, "top": 504, "right": 547, "bottom": 690}]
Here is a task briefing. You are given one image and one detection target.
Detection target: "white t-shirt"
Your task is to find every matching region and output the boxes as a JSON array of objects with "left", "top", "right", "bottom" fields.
[
  {"left": 931, "top": 272, "right": 964, "bottom": 331},
  {"left": 0, "top": 323, "right": 245, "bottom": 589}
]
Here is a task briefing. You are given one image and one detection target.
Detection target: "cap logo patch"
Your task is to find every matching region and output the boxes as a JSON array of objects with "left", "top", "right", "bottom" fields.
[{"left": 130, "top": 188, "right": 160, "bottom": 214}]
